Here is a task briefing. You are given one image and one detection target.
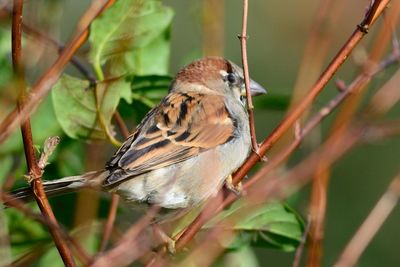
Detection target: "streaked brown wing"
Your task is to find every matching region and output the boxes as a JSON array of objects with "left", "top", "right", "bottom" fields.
[{"left": 103, "top": 91, "right": 235, "bottom": 186}]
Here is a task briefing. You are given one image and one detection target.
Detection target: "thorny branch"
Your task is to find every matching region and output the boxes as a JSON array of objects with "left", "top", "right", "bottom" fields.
[
  {"left": 238, "top": 0, "right": 259, "bottom": 152},
  {"left": 12, "top": 0, "right": 75, "bottom": 265}
]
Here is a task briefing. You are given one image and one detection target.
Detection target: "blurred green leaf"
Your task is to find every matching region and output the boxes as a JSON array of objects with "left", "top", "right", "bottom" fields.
[
  {"left": 117, "top": 74, "right": 171, "bottom": 122},
  {"left": 0, "top": 28, "right": 12, "bottom": 86},
  {"left": 5, "top": 207, "right": 50, "bottom": 259},
  {"left": 0, "top": 155, "right": 13, "bottom": 183},
  {"left": 217, "top": 245, "right": 259, "bottom": 267},
  {"left": 0, "top": 97, "right": 62, "bottom": 155},
  {"left": 129, "top": 74, "right": 172, "bottom": 99},
  {"left": 51, "top": 74, "right": 130, "bottom": 140},
  {"left": 106, "top": 28, "right": 172, "bottom": 77},
  {"left": 55, "top": 140, "right": 85, "bottom": 177},
  {"left": 254, "top": 94, "right": 291, "bottom": 110},
  {"left": 89, "top": 0, "right": 173, "bottom": 77},
  {"left": 206, "top": 201, "right": 303, "bottom": 252}
]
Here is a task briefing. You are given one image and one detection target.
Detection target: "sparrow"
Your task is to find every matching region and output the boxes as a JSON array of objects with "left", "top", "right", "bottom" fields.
[{"left": 9, "top": 57, "right": 266, "bottom": 219}]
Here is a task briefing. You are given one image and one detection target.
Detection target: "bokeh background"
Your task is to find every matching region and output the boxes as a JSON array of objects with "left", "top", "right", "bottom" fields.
[{"left": 0, "top": 0, "right": 399, "bottom": 266}]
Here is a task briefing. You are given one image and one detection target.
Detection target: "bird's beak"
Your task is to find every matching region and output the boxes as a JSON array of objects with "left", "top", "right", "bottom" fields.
[{"left": 241, "top": 79, "right": 267, "bottom": 96}]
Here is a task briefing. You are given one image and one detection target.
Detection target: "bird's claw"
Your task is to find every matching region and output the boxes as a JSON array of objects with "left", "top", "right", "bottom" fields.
[{"left": 225, "top": 175, "right": 243, "bottom": 196}]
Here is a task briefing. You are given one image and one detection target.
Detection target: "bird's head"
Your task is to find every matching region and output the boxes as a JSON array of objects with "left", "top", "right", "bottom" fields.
[{"left": 171, "top": 57, "right": 266, "bottom": 103}]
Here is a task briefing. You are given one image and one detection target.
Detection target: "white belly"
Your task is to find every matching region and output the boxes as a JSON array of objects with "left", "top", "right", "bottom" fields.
[{"left": 115, "top": 134, "right": 251, "bottom": 209}]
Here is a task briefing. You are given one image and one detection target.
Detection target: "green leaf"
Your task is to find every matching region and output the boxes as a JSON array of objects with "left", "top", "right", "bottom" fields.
[
  {"left": 130, "top": 74, "right": 172, "bottom": 99},
  {"left": 51, "top": 74, "right": 130, "bottom": 140},
  {"left": 89, "top": 0, "right": 174, "bottom": 77},
  {"left": 0, "top": 96, "right": 62, "bottom": 155},
  {"left": 105, "top": 28, "right": 172, "bottom": 77},
  {"left": 0, "top": 28, "right": 13, "bottom": 86},
  {"left": 126, "top": 75, "right": 172, "bottom": 120},
  {"left": 0, "top": 156, "right": 13, "bottom": 183},
  {"left": 206, "top": 201, "right": 303, "bottom": 252}
]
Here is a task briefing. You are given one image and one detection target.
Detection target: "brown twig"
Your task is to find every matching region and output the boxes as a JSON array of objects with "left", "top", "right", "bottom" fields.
[
  {"left": 238, "top": 0, "right": 258, "bottom": 152},
  {"left": 333, "top": 173, "right": 400, "bottom": 267},
  {"left": 293, "top": 216, "right": 312, "bottom": 267},
  {"left": 0, "top": 0, "right": 115, "bottom": 144},
  {"left": 99, "top": 111, "right": 131, "bottom": 252},
  {"left": 173, "top": 0, "right": 390, "bottom": 250},
  {"left": 113, "top": 111, "right": 130, "bottom": 139},
  {"left": 99, "top": 194, "right": 120, "bottom": 252},
  {"left": 12, "top": 0, "right": 76, "bottom": 265}
]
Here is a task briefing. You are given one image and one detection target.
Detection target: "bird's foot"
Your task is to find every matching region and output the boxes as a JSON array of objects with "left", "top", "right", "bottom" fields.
[
  {"left": 225, "top": 175, "right": 243, "bottom": 196},
  {"left": 153, "top": 225, "right": 176, "bottom": 254}
]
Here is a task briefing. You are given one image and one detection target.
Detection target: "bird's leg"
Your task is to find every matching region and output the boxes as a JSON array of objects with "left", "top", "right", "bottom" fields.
[
  {"left": 225, "top": 174, "right": 243, "bottom": 196},
  {"left": 152, "top": 225, "right": 176, "bottom": 254}
]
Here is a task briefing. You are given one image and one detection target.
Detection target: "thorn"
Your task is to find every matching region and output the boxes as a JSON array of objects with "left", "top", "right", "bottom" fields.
[
  {"left": 237, "top": 34, "right": 250, "bottom": 40},
  {"left": 260, "top": 155, "right": 268, "bottom": 162},
  {"left": 357, "top": 23, "right": 369, "bottom": 34}
]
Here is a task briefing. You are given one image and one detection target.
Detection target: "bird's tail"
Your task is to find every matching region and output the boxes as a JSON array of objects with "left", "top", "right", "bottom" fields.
[{"left": 5, "top": 170, "right": 108, "bottom": 205}]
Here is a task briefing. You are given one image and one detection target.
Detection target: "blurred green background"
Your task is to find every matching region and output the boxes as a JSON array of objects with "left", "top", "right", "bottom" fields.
[{"left": 0, "top": 0, "right": 399, "bottom": 266}]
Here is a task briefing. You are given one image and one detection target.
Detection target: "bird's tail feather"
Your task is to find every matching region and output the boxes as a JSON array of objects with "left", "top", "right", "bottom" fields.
[{"left": 5, "top": 170, "right": 108, "bottom": 205}]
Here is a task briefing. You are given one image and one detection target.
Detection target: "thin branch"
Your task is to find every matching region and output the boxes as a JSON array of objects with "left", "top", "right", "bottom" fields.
[
  {"left": 293, "top": 215, "right": 312, "bottom": 267},
  {"left": 333, "top": 173, "right": 400, "bottom": 267},
  {"left": 99, "top": 111, "right": 131, "bottom": 252},
  {"left": 173, "top": 0, "right": 391, "bottom": 250},
  {"left": 0, "top": 0, "right": 115, "bottom": 144},
  {"left": 113, "top": 111, "right": 130, "bottom": 139},
  {"left": 238, "top": 0, "right": 258, "bottom": 152},
  {"left": 99, "top": 194, "right": 120, "bottom": 251},
  {"left": 12, "top": 0, "right": 76, "bottom": 265}
]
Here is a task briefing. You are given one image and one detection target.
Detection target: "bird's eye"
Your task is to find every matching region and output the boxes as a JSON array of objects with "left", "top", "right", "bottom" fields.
[{"left": 227, "top": 73, "right": 237, "bottom": 84}]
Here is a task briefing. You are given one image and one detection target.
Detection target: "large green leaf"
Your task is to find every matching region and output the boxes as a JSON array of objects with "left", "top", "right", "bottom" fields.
[
  {"left": 51, "top": 74, "right": 130, "bottom": 140},
  {"left": 206, "top": 201, "right": 304, "bottom": 252},
  {"left": 105, "top": 28, "right": 172, "bottom": 77},
  {"left": 89, "top": 0, "right": 173, "bottom": 76}
]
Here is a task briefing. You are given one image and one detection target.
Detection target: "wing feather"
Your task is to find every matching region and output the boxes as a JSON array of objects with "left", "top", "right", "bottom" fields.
[{"left": 104, "top": 91, "right": 235, "bottom": 186}]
